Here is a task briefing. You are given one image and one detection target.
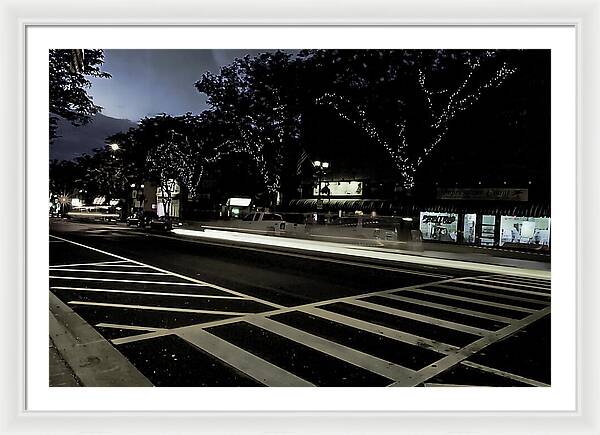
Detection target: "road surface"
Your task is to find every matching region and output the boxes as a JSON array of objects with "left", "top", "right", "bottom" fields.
[{"left": 49, "top": 220, "right": 551, "bottom": 387}]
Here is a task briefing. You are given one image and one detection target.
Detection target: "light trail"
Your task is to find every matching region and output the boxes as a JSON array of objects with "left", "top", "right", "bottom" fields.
[{"left": 172, "top": 228, "right": 551, "bottom": 279}]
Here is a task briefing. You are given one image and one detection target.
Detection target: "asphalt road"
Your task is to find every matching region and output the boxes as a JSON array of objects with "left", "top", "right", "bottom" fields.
[{"left": 49, "top": 220, "right": 551, "bottom": 387}]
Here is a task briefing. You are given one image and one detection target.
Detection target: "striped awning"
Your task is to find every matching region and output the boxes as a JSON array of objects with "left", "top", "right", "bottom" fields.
[{"left": 287, "top": 198, "right": 550, "bottom": 217}]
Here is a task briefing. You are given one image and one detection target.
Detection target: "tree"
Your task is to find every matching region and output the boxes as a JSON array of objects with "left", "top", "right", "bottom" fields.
[
  {"left": 303, "top": 50, "right": 516, "bottom": 190},
  {"left": 49, "top": 49, "right": 111, "bottom": 142},
  {"left": 195, "top": 51, "right": 302, "bottom": 205},
  {"left": 75, "top": 148, "right": 131, "bottom": 204},
  {"left": 49, "top": 159, "right": 81, "bottom": 196},
  {"left": 133, "top": 113, "right": 239, "bottom": 216},
  {"left": 168, "top": 112, "right": 243, "bottom": 199}
]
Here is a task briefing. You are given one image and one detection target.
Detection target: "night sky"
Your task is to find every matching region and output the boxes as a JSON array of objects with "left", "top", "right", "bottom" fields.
[{"left": 88, "top": 49, "right": 268, "bottom": 121}]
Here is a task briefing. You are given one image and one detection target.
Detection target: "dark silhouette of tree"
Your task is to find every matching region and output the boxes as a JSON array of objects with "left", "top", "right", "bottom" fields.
[
  {"left": 195, "top": 51, "right": 302, "bottom": 204},
  {"left": 49, "top": 49, "right": 111, "bottom": 142},
  {"left": 74, "top": 147, "right": 130, "bottom": 204},
  {"left": 49, "top": 159, "right": 83, "bottom": 198}
]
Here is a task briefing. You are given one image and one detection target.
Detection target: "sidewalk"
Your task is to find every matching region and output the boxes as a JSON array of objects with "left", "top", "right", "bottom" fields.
[
  {"left": 49, "top": 292, "right": 153, "bottom": 387},
  {"left": 49, "top": 337, "right": 80, "bottom": 387}
]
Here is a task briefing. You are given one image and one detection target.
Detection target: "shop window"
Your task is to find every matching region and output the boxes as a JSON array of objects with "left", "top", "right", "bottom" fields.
[
  {"left": 500, "top": 216, "right": 551, "bottom": 248},
  {"left": 480, "top": 215, "right": 496, "bottom": 246},
  {"left": 419, "top": 211, "right": 458, "bottom": 242},
  {"left": 463, "top": 214, "right": 477, "bottom": 244}
]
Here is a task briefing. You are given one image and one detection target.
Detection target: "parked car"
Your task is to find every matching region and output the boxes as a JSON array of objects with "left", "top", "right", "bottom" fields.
[
  {"left": 127, "top": 210, "right": 158, "bottom": 228},
  {"left": 150, "top": 215, "right": 183, "bottom": 232}
]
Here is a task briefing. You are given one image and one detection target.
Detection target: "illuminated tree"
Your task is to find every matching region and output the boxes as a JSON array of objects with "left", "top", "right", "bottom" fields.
[
  {"left": 308, "top": 50, "right": 517, "bottom": 190},
  {"left": 195, "top": 51, "right": 302, "bottom": 204}
]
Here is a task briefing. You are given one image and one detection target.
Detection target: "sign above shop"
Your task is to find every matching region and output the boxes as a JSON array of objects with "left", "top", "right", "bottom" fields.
[
  {"left": 313, "top": 181, "right": 363, "bottom": 197},
  {"left": 227, "top": 197, "right": 251, "bottom": 207},
  {"left": 437, "top": 188, "right": 529, "bottom": 201}
]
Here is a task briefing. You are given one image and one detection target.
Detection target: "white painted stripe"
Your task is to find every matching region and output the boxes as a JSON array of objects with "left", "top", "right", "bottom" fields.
[
  {"left": 95, "top": 323, "right": 167, "bottom": 332},
  {"left": 379, "top": 294, "right": 515, "bottom": 324},
  {"left": 49, "top": 235, "right": 284, "bottom": 309},
  {"left": 108, "top": 278, "right": 467, "bottom": 348},
  {"left": 111, "top": 330, "right": 169, "bottom": 346},
  {"left": 453, "top": 279, "right": 552, "bottom": 298},
  {"left": 407, "top": 289, "right": 537, "bottom": 313},
  {"left": 67, "top": 300, "right": 251, "bottom": 316},
  {"left": 463, "top": 278, "right": 550, "bottom": 298},
  {"left": 423, "top": 383, "right": 476, "bottom": 387},
  {"left": 51, "top": 286, "right": 247, "bottom": 300},
  {"left": 472, "top": 276, "right": 551, "bottom": 290},
  {"left": 390, "top": 308, "right": 551, "bottom": 387},
  {"left": 177, "top": 329, "right": 314, "bottom": 386},
  {"left": 488, "top": 274, "right": 551, "bottom": 285},
  {"left": 430, "top": 284, "right": 550, "bottom": 307},
  {"left": 50, "top": 260, "right": 129, "bottom": 268},
  {"left": 53, "top": 263, "right": 154, "bottom": 269},
  {"left": 247, "top": 316, "right": 411, "bottom": 382},
  {"left": 460, "top": 361, "right": 550, "bottom": 387},
  {"left": 490, "top": 278, "right": 552, "bottom": 294},
  {"left": 346, "top": 299, "right": 488, "bottom": 336},
  {"left": 50, "top": 276, "right": 214, "bottom": 286},
  {"left": 49, "top": 268, "right": 169, "bottom": 275},
  {"left": 299, "top": 306, "right": 458, "bottom": 354}
]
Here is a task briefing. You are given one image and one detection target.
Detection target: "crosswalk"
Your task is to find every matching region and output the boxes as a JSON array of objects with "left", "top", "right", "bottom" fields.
[
  {"left": 49, "top": 236, "right": 551, "bottom": 387},
  {"left": 49, "top": 250, "right": 282, "bottom": 336}
]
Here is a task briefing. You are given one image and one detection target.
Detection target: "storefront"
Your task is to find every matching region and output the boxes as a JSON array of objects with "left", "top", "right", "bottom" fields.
[
  {"left": 417, "top": 211, "right": 550, "bottom": 249},
  {"left": 286, "top": 198, "right": 551, "bottom": 251}
]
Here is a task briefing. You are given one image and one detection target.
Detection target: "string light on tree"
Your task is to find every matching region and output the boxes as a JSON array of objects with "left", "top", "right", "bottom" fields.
[{"left": 317, "top": 52, "right": 517, "bottom": 190}]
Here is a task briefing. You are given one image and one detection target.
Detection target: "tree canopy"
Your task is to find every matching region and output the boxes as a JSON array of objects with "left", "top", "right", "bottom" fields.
[
  {"left": 49, "top": 49, "right": 111, "bottom": 142},
  {"left": 51, "top": 49, "right": 546, "bottom": 210}
]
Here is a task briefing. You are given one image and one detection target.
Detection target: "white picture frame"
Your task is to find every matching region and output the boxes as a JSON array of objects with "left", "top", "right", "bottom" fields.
[{"left": 2, "top": 0, "right": 599, "bottom": 433}]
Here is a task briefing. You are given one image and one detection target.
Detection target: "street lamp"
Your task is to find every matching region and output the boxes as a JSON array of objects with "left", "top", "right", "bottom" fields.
[{"left": 109, "top": 143, "right": 120, "bottom": 151}]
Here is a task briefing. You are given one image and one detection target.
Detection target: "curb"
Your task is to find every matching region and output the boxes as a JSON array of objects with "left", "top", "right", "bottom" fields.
[{"left": 49, "top": 291, "right": 153, "bottom": 387}]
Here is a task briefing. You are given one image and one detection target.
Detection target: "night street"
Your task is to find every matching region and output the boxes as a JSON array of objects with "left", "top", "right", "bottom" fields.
[
  {"left": 49, "top": 220, "right": 550, "bottom": 387},
  {"left": 47, "top": 48, "right": 553, "bottom": 390}
]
